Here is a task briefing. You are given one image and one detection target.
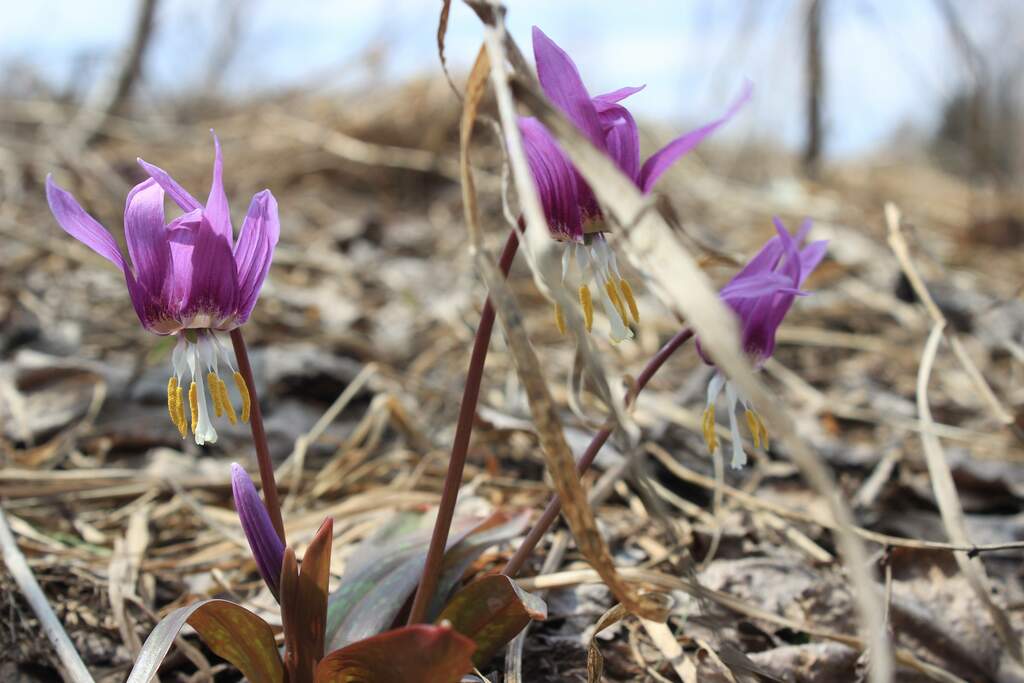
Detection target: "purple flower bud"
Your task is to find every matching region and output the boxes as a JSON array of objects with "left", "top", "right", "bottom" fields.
[
  {"left": 46, "top": 133, "right": 279, "bottom": 445},
  {"left": 231, "top": 463, "right": 285, "bottom": 597}
]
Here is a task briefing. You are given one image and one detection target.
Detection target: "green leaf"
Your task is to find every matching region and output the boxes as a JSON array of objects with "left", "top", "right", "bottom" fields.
[
  {"left": 325, "top": 510, "right": 528, "bottom": 651},
  {"left": 436, "top": 574, "right": 546, "bottom": 666},
  {"left": 281, "top": 518, "right": 334, "bottom": 682},
  {"left": 126, "top": 599, "right": 283, "bottom": 683},
  {"left": 315, "top": 624, "right": 475, "bottom": 683}
]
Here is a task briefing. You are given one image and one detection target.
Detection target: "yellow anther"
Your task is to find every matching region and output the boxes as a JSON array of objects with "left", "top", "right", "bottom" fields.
[
  {"left": 207, "top": 372, "right": 224, "bottom": 418},
  {"left": 175, "top": 385, "right": 187, "bottom": 438},
  {"left": 188, "top": 381, "right": 198, "bottom": 434},
  {"left": 702, "top": 405, "right": 718, "bottom": 454},
  {"left": 757, "top": 414, "right": 770, "bottom": 451},
  {"left": 219, "top": 377, "right": 238, "bottom": 425},
  {"left": 234, "top": 371, "right": 251, "bottom": 423},
  {"left": 604, "top": 280, "right": 628, "bottom": 325},
  {"left": 553, "top": 303, "right": 567, "bottom": 336},
  {"left": 619, "top": 278, "right": 640, "bottom": 323},
  {"left": 745, "top": 409, "right": 761, "bottom": 449},
  {"left": 167, "top": 377, "right": 179, "bottom": 425},
  {"left": 578, "top": 285, "right": 594, "bottom": 332}
]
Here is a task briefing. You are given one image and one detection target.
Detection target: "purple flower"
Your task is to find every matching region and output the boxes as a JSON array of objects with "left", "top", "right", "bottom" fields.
[
  {"left": 231, "top": 463, "right": 285, "bottom": 599},
  {"left": 519, "top": 26, "right": 751, "bottom": 342},
  {"left": 46, "top": 134, "right": 278, "bottom": 445},
  {"left": 699, "top": 218, "right": 827, "bottom": 468}
]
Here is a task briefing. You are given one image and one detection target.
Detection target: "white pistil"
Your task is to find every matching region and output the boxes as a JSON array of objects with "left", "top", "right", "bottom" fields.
[
  {"left": 724, "top": 381, "right": 746, "bottom": 469},
  {"left": 186, "top": 341, "right": 217, "bottom": 445}
]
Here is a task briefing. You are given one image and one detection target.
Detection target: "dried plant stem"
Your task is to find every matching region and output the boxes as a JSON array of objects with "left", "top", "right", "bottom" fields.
[
  {"left": 229, "top": 328, "right": 286, "bottom": 545},
  {"left": 0, "top": 507, "right": 95, "bottom": 683},
  {"left": 407, "top": 227, "right": 520, "bottom": 625},
  {"left": 502, "top": 327, "right": 694, "bottom": 577}
]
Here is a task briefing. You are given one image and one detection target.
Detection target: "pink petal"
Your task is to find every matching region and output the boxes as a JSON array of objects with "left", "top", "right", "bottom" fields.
[
  {"left": 532, "top": 26, "right": 605, "bottom": 150},
  {"left": 594, "top": 100, "right": 640, "bottom": 184},
  {"left": 204, "top": 132, "right": 233, "bottom": 246},
  {"left": 45, "top": 175, "right": 125, "bottom": 271},
  {"left": 638, "top": 81, "right": 753, "bottom": 193},
  {"left": 519, "top": 117, "right": 584, "bottom": 241},
  {"left": 136, "top": 157, "right": 201, "bottom": 213},
  {"left": 183, "top": 217, "right": 238, "bottom": 323},
  {"left": 124, "top": 179, "right": 170, "bottom": 297},
  {"left": 233, "top": 190, "right": 279, "bottom": 323},
  {"left": 594, "top": 85, "right": 645, "bottom": 104}
]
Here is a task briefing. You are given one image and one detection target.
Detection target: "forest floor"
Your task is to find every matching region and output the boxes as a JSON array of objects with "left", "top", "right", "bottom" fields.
[{"left": 2, "top": 78, "right": 1024, "bottom": 682}]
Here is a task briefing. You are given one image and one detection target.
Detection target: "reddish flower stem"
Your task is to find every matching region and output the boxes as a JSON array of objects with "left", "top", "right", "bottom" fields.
[
  {"left": 407, "top": 228, "right": 521, "bottom": 625},
  {"left": 502, "top": 326, "right": 694, "bottom": 577},
  {"left": 230, "top": 328, "right": 287, "bottom": 546}
]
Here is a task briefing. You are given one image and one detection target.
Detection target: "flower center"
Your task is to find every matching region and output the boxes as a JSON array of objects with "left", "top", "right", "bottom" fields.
[
  {"left": 553, "top": 238, "right": 639, "bottom": 342},
  {"left": 166, "top": 331, "right": 250, "bottom": 445},
  {"left": 702, "top": 371, "right": 769, "bottom": 469}
]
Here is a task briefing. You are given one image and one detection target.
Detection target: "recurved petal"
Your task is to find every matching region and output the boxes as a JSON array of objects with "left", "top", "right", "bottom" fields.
[
  {"left": 772, "top": 218, "right": 803, "bottom": 285},
  {"left": 45, "top": 175, "right": 125, "bottom": 270},
  {"left": 204, "top": 132, "right": 233, "bottom": 246},
  {"left": 137, "top": 157, "right": 202, "bottom": 213},
  {"left": 233, "top": 190, "right": 280, "bottom": 324},
  {"left": 594, "top": 85, "right": 645, "bottom": 104},
  {"left": 124, "top": 179, "right": 170, "bottom": 297},
  {"left": 532, "top": 26, "right": 605, "bottom": 149},
  {"left": 638, "top": 81, "right": 753, "bottom": 193},
  {"left": 799, "top": 240, "right": 829, "bottom": 285},
  {"left": 719, "top": 271, "right": 804, "bottom": 300},
  {"left": 520, "top": 116, "right": 583, "bottom": 241},
  {"left": 231, "top": 463, "right": 285, "bottom": 597}
]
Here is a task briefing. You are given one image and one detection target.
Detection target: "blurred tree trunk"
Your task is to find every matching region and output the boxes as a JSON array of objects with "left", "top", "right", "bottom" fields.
[
  {"left": 68, "top": 0, "right": 159, "bottom": 147},
  {"left": 802, "top": 0, "right": 825, "bottom": 176}
]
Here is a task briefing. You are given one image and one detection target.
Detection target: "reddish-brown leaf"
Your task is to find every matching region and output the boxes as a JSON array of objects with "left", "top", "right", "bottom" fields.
[
  {"left": 126, "top": 599, "right": 283, "bottom": 683},
  {"left": 436, "top": 574, "right": 546, "bottom": 667},
  {"left": 315, "top": 624, "right": 475, "bottom": 683},
  {"left": 281, "top": 517, "right": 334, "bottom": 683}
]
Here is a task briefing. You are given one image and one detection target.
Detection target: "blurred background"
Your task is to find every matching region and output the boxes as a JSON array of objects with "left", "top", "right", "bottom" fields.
[
  {"left": 2, "top": 2, "right": 1024, "bottom": 681},
  {"left": 4, "top": 0, "right": 1023, "bottom": 165}
]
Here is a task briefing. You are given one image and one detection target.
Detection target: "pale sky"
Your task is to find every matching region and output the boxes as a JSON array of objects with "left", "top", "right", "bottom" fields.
[{"left": 0, "top": 0, "right": 1007, "bottom": 158}]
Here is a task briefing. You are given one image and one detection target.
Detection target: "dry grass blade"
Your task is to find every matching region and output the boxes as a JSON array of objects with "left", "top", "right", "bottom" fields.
[
  {"left": 586, "top": 603, "right": 629, "bottom": 682},
  {"left": 885, "top": 202, "right": 1014, "bottom": 426},
  {"left": 640, "top": 619, "right": 697, "bottom": 683},
  {"left": 0, "top": 507, "right": 95, "bottom": 683},
  {"left": 464, "top": 4, "right": 657, "bottom": 618},
  {"left": 281, "top": 362, "right": 379, "bottom": 506},
  {"left": 108, "top": 505, "right": 151, "bottom": 659},
  {"left": 436, "top": 0, "right": 461, "bottom": 99},
  {"left": 507, "top": 41, "right": 893, "bottom": 683},
  {"left": 914, "top": 321, "right": 1022, "bottom": 663},
  {"left": 474, "top": 251, "right": 664, "bottom": 621},
  {"left": 460, "top": 45, "right": 492, "bottom": 249}
]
